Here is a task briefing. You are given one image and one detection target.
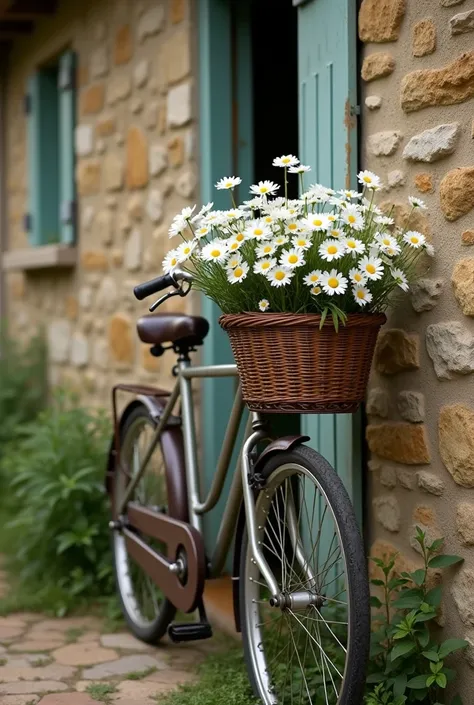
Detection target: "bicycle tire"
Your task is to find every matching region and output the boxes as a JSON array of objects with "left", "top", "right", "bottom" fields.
[
  {"left": 112, "top": 403, "right": 177, "bottom": 643},
  {"left": 239, "top": 444, "right": 370, "bottom": 705}
]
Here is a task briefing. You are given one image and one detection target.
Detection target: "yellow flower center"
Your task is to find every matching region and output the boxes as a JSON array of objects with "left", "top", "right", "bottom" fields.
[
  {"left": 282, "top": 157, "right": 290, "bottom": 164},
  {"left": 234, "top": 267, "right": 243, "bottom": 277},
  {"left": 311, "top": 274, "right": 319, "bottom": 282},
  {"left": 211, "top": 249, "right": 221, "bottom": 258},
  {"left": 275, "top": 271, "right": 286, "bottom": 281},
  {"left": 265, "top": 216, "right": 272, "bottom": 223},
  {"left": 363, "top": 176, "right": 372, "bottom": 183},
  {"left": 331, "top": 230, "right": 339, "bottom": 237},
  {"left": 171, "top": 258, "right": 177, "bottom": 266},
  {"left": 348, "top": 215, "right": 356, "bottom": 224},
  {"left": 261, "top": 262, "right": 271, "bottom": 270},
  {"left": 312, "top": 287, "right": 321, "bottom": 295},
  {"left": 366, "top": 264, "right": 376, "bottom": 274},
  {"left": 259, "top": 187, "right": 268, "bottom": 193},
  {"left": 236, "top": 233, "right": 245, "bottom": 241},
  {"left": 297, "top": 239, "right": 305, "bottom": 246},
  {"left": 383, "top": 238, "right": 390, "bottom": 246},
  {"left": 288, "top": 254, "right": 298, "bottom": 264},
  {"left": 327, "top": 245, "right": 337, "bottom": 255},
  {"left": 313, "top": 219, "right": 322, "bottom": 227},
  {"left": 410, "top": 236, "right": 419, "bottom": 244},
  {"left": 347, "top": 241, "right": 356, "bottom": 248},
  {"left": 354, "top": 273, "right": 362, "bottom": 282},
  {"left": 225, "top": 182, "right": 233, "bottom": 188},
  {"left": 199, "top": 228, "right": 207, "bottom": 234},
  {"left": 357, "top": 290, "right": 366, "bottom": 299},
  {"left": 288, "top": 224, "right": 297, "bottom": 231},
  {"left": 230, "top": 242, "right": 238, "bottom": 250},
  {"left": 328, "top": 277, "right": 339, "bottom": 289},
  {"left": 263, "top": 246, "right": 272, "bottom": 253},
  {"left": 254, "top": 229, "right": 263, "bottom": 236}
]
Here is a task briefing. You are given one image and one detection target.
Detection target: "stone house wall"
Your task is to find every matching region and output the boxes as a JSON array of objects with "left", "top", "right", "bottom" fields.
[
  {"left": 360, "top": 0, "right": 474, "bottom": 690},
  {"left": 4, "top": 0, "right": 197, "bottom": 407}
]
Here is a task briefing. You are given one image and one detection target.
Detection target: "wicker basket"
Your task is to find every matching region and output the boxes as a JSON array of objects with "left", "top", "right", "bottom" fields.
[{"left": 219, "top": 312, "right": 386, "bottom": 414}]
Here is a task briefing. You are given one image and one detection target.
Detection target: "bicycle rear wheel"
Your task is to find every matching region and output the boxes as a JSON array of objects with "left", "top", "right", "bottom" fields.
[
  {"left": 239, "top": 444, "right": 369, "bottom": 705},
  {"left": 112, "top": 403, "right": 176, "bottom": 643}
]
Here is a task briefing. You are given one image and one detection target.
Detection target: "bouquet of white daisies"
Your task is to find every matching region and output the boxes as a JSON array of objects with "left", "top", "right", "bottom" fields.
[{"left": 163, "top": 155, "right": 432, "bottom": 327}]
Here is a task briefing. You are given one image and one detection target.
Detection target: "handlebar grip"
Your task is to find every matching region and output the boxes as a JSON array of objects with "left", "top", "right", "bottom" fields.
[{"left": 133, "top": 273, "right": 176, "bottom": 300}]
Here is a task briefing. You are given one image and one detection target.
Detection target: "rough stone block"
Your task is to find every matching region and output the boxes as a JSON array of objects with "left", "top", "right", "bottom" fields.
[
  {"left": 167, "top": 82, "right": 192, "bottom": 127},
  {"left": 76, "top": 160, "right": 101, "bottom": 196},
  {"left": 411, "top": 278, "right": 444, "bottom": 312},
  {"left": 366, "top": 387, "right": 390, "bottom": 418},
  {"left": 96, "top": 117, "right": 116, "bottom": 137},
  {"left": 125, "top": 229, "right": 142, "bottom": 271},
  {"left": 126, "top": 127, "right": 149, "bottom": 189},
  {"left": 361, "top": 53, "right": 395, "bottom": 82},
  {"left": 108, "top": 314, "right": 135, "bottom": 368},
  {"left": 403, "top": 123, "right": 460, "bottom": 163},
  {"left": 80, "top": 84, "right": 105, "bottom": 115},
  {"left": 138, "top": 7, "right": 165, "bottom": 42},
  {"left": 398, "top": 391, "right": 425, "bottom": 422},
  {"left": 412, "top": 19, "right": 436, "bottom": 56},
  {"left": 114, "top": 25, "right": 133, "bottom": 65},
  {"left": 81, "top": 250, "right": 108, "bottom": 272},
  {"left": 373, "top": 495, "right": 400, "bottom": 532},
  {"left": 401, "top": 51, "right": 474, "bottom": 112},
  {"left": 366, "top": 423, "right": 430, "bottom": 464},
  {"left": 365, "top": 95, "right": 382, "bottom": 110},
  {"left": 164, "top": 30, "right": 191, "bottom": 84},
  {"left": 450, "top": 9, "right": 474, "bottom": 35},
  {"left": 358, "top": 0, "right": 406, "bottom": 42},
  {"left": 462, "top": 230, "right": 474, "bottom": 245},
  {"left": 457, "top": 503, "right": 474, "bottom": 545},
  {"left": 452, "top": 568, "right": 474, "bottom": 625},
  {"left": 440, "top": 167, "right": 474, "bottom": 220},
  {"left": 374, "top": 329, "right": 419, "bottom": 375},
  {"left": 426, "top": 321, "right": 474, "bottom": 379},
  {"left": 417, "top": 471, "right": 445, "bottom": 496},
  {"left": 75, "top": 125, "right": 94, "bottom": 157},
  {"left": 414, "top": 173, "right": 434, "bottom": 193},
  {"left": 368, "top": 130, "right": 403, "bottom": 157},
  {"left": 452, "top": 258, "right": 474, "bottom": 315},
  {"left": 439, "top": 404, "right": 474, "bottom": 487},
  {"left": 413, "top": 505, "right": 436, "bottom": 526}
]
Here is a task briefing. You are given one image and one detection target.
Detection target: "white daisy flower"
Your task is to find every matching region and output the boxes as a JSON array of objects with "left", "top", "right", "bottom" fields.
[
  {"left": 273, "top": 155, "right": 299, "bottom": 168},
  {"left": 349, "top": 268, "right": 367, "bottom": 286},
  {"left": 341, "top": 205, "right": 364, "bottom": 230},
  {"left": 285, "top": 220, "right": 300, "bottom": 235},
  {"left": 279, "top": 248, "right": 306, "bottom": 269},
  {"left": 194, "top": 225, "right": 210, "bottom": 239},
  {"left": 292, "top": 235, "right": 312, "bottom": 250},
  {"left": 321, "top": 270, "right": 348, "bottom": 296},
  {"left": 256, "top": 242, "right": 276, "bottom": 258},
  {"left": 303, "top": 213, "right": 331, "bottom": 232},
  {"left": 254, "top": 257, "right": 277, "bottom": 274},
  {"left": 169, "top": 218, "right": 187, "bottom": 238},
  {"left": 319, "top": 239, "right": 345, "bottom": 262},
  {"left": 272, "top": 234, "right": 289, "bottom": 247},
  {"left": 261, "top": 214, "right": 276, "bottom": 226},
  {"left": 359, "top": 256, "right": 384, "bottom": 281},
  {"left": 288, "top": 164, "right": 311, "bottom": 174},
  {"left": 201, "top": 239, "right": 228, "bottom": 263},
  {"left": 338, "top": 189, "right": 361, "bottom": 200},
  {"left": 226, "top": 262, "right": 249, "bottom": 284},
  {"left": 329, "top": 195, "right": 345, "bottom": 208},
  {"left": 202, "top": 210, "right": 224, "bottom": 226},
  {"left": 179, "top": 206, "right": 196, "bottom": 220},
  {"left": 327, "top": 213, "right": 338, "bottom": 223},
  {"left": 249, "top": 180, "right": 280, "bottom": 196},
  {"left": 224, "top": 208, "right": 244, "bottom": 221},
  {"left": 162, "top": 249, "right": 180, "bottom": 273},
  {"left": 357, "top": 170, "right": 382, "bottom": 190},
  {"left": 353, "top": 286, "right": 373, "bottom": 307},
  {"left": 344, "top": 237, "right": 365, "bottom": 255},
  {"left": 191, "top": 202, "right": 214, "bottom": 223},
  {"left": 244, "top": 221, "right": 272, "bottom": 240},
  {"left": 329, "top": 227, "right": 343, "bottom": 239},
  {"left": 258, "top": 299, "right": 270, "bottom": 312},
  {"left": 270, "top": 207, "right": 294, "bottom": 221},
  {"left": 375, "top": 233, "right": 401, "bottom": 255},
  {"left": 234, "top": 231, "right": 247, "bottom": 244},
  {"left": 228, "top": 238, "right": 243, "bottom": 252},
  {"left": 242, "top": 197, "right": 264, "bottom": 210},
  {"left": 403, "top": 231, "right": 426, "bottom": 249},
  {"left": 408, "top": 196, "right": 427, "bottom": 210},
  {"left": 391, "top": 267, "right": 409, "bottom": 292},
  {"left": 310, "top": 286, "right": 322, "bottom": 296},
  {"left": 227, "top": 252, "right": 243, "bottom": 269},
  {"left": 266, "top": 266, "right": 294, "bottom": 287},
  {"left": 374, "top": 215, "right": 394, "bottom": 226},
  {"left": 304, "top": 270, "right": 323, "bottom": 287},
  {"left": 216, "top": 176, "right": 242, "bottom": 190},
  {"left": 425, "top": 243, "right": 435, "bottom": 257},
  {"left": 176, "top": 241, "right": 196, "bottom": 260}
]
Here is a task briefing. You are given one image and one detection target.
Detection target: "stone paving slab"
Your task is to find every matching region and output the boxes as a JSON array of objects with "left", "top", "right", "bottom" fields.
[
  {"left": 38, "top": 694, "right": 97, "bottom": 705},
  {"left": 0, "top": 681, "right": 68, "bottom": 695},
  {"left": 0, "top": 662, "right": 75, "bottom": 681},
  {"left": 100, "top": 632, "right": 151, "bottom": 651},
  {"left": 2, "top": 696, "right": 40, "bottom": 705},
  {"left": 52, "top": 642, "right": 118, "bottom": 666},
  {"left": 82, "top": 653, "right": 167, "bottom": 680},
  {"left": 9, "top": 638, "right": 65, "bottom": 652}
]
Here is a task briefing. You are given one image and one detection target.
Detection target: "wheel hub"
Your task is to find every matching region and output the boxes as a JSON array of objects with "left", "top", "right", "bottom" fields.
[{"left": 269, "top": 590, "right": 325, "bottom": 611}]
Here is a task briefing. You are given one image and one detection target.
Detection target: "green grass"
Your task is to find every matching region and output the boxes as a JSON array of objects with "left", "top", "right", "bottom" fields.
[
  {"left": 65, "top": 627, "right": 86, "bottom": 644},
  {"left": 157, "top": 643, "right": 258, "bottom": 705},
  {"left": 86, "top": 683, "right": 118, "bottom": 703},
  {"left": 125, "top": 666, "right": 157, "bottom": 680},
  {"left": 31, "top": 656, "right": 53, "bottom": 668}
]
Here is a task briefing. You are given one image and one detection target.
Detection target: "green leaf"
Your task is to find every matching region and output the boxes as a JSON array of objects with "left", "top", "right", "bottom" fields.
[
  {"left": 391, "top": 641, "right": 416, "bottom": 662},
  {"left": 393, "top": 595, "right": 423, "bottom": 609},
  {"left": 428, "top": 554, "right": 464, "bottom": 569},
  {"left": 417, "top": 627, "right": 430, "bottom": 649},
  {"left": 422, "top": 650, "right": 439, "bottom": 663},
  {"left": 428, "top": 537, "right": 445, "bottom": 553},
  {"left": 410, "top": 569, "right": 426, "bottom": 586},
  {"left": 407, "top": 675, "right": 429, "bottom": 689},
  {"left": 370, "top": 596, "right": 383, "bottom": 609},
  {"left": 438, "top": 639, "right": 469, "bottom": 659},
  {"left": 436, "top": 673, "right": 447, "bottom": 688},
  {"left": 426, "top": 675, "right": 436, "bottom": 688},
  {"left": 393, "top": 673, "right": 407, "bottom": 697},
  {"left": 371, "top": 579, "right": 385, "bottom": 587},
  {"left": 319, "top": 308, "right": 328, "bottom": 329},
  {"left": 366, "top": 673, "right": 385, "bottom": 684},
  {"left": 451, "top": 695, "right": 463, "bottom": 705},
  {"left": 425, "top": 586, "right": 442, "bottom": 608}
]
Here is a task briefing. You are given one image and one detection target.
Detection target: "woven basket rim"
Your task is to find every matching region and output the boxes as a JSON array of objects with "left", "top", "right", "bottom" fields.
[{"left": 219, "top": 311, "right": 387, "bottom": 330}]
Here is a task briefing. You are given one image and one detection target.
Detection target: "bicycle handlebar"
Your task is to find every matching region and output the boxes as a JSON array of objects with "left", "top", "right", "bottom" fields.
[{"left": 133, "top": 269, "right": 193, "bottom": 301}]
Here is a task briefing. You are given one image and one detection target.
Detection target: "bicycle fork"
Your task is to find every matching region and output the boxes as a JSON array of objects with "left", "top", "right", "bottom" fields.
[{"left": 242, "top": 415, "right": 319, "bottom": 611}]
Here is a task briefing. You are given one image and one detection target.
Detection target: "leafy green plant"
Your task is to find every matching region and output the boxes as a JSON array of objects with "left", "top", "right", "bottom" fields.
[
  {"left": 0, "top": 390, "right": 113, "bottom": 615},
  {"left": 366, "top": 527, "right": 467, "bottom": 705},
  {"left": 0, "top": 328, "right": 46, "bottom": 456}
]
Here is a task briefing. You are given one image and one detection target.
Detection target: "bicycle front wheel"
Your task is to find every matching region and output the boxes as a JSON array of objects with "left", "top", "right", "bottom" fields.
[{"left": 240, "top": 444, "right": 369, "bottom": 705}]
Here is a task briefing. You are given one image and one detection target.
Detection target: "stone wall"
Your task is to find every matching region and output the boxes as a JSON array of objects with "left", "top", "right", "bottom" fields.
[
  {"left": 360, "top": 0, "right": 474, "bottom": 689},
  {"left": 4, "top": 0, "right": 197, "bottom": 406}
]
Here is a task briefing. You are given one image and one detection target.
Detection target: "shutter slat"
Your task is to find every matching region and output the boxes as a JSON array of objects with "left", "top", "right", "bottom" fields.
[{"left": 59, "top": 50, "right": 76, "bottom": 246}]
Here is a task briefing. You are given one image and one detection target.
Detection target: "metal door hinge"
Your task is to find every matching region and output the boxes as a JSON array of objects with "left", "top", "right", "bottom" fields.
[
  {"left": 24, "top": 93, "right": 32, "bottom": 115},
  {"left": 350, "top": 105, "right": 361, "bottom": 116},
  {"left": 61, "top": 200, "right": 76, "bottom": 226},
  {"left": 23, "top": 213, "right": 31, "bottom": 232}
]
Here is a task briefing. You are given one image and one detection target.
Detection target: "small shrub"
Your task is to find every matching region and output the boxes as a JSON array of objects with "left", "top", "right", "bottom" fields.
[
  {"left": 366, "top": 527, "right": 467, "bottom": 705},
  {"left": 0, "top": 328, "right": 46, "bottom": 453},
  {"left": 0, "top": 390, "right": 113, "bottom": 614}
]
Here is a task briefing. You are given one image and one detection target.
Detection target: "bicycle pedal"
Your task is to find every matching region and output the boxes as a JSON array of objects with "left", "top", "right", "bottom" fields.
[{"left": 167, "top": 621, "right": 213, "bottom": 643}]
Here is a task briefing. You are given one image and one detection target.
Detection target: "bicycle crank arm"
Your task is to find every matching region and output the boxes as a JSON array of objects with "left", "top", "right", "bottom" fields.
[{"left": 122, "top": 503, "right": 206, "bottom": 613}]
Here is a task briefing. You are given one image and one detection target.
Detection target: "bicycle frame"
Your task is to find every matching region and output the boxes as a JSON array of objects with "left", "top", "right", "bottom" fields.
[{"left": 117, "top": 359, "right": 280, "bottom": 594}]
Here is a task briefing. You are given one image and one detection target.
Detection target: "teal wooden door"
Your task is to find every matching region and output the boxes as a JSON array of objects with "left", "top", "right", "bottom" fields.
[{"left": 297, "top": 0, "right": 362, "bottom": 518}]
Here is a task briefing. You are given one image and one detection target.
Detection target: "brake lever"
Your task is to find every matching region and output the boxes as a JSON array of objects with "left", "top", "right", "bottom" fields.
[{"left": 149, "top": 280, "right": 192, "bottom": 312}]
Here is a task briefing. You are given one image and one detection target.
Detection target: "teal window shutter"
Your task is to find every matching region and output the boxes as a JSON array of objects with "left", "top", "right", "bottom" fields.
[
  {"left": 58, "top": 50, "right": 76, "bottom": 245},
  {"left": 26, "top": 68, "right": 60, "bottom": 246}
]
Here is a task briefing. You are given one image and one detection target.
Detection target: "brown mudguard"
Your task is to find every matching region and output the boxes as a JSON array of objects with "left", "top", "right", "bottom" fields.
[{"left": 125, "top": 503, "right": 206, "bottom": 613}]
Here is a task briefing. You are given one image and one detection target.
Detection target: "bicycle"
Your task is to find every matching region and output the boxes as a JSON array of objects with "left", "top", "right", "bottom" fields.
[{"left": 106, "top": 268, "right": 370, "bottom": 705}]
